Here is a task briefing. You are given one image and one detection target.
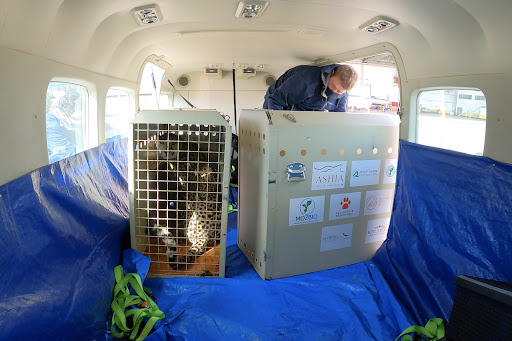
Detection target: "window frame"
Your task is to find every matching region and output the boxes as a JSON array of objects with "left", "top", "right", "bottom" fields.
[
  {"left": 105, "top": 87, "right": 133, "bottom": 142},
  {"left": 413, "top": 86, "right": 487, "bottom": 155}
]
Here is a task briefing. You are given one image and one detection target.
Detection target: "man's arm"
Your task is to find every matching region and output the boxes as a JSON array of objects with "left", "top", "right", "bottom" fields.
[
  {"left": 332, "top": 92, "right": 349, "bottom": 112},
  {"left": 264, "top": 69, "right": 311, "bottom": 110}
]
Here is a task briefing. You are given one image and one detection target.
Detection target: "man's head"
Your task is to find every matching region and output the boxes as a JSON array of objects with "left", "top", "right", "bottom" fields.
[
  {"left": 328, "top": 64, "right": 358, "bottom": 95},
  {"left": 57, "top": 91, "right": 79, "bottom": 114}
]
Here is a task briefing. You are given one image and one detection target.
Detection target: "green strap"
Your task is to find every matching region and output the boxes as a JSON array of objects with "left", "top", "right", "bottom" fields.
[
  {"left": 110, "top": 265, "right": 165, "bottom": 341},
  {"left": 395, "top": 318, "right": 445, "bottom": 341}
]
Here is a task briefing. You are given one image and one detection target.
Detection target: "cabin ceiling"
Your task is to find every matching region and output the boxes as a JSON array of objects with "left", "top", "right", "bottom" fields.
[{"left": 0, "top": 0, "right": 510, "bottom": 82}]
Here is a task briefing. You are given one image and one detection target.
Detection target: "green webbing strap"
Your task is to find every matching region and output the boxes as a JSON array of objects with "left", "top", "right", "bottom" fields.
[
  {"left": 394, "top": 318, "right": 445, "bottom": 341},
  {"left": 110, "top": 265, "right": 165, "bottom": 341}
]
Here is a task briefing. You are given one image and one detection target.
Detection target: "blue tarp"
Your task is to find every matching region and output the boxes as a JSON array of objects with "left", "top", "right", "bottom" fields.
[
  {"left": 109, "top": 228, "right": 412, "bottom": 341},
  {"left": 0, "top": 139, "right": 130, "bottom": 340},
  {"left": 373, "top": 140, "right": 512, "bottom": 325},
  {"left": 1, "top": 138, "right": 511, "bottom": 340}
]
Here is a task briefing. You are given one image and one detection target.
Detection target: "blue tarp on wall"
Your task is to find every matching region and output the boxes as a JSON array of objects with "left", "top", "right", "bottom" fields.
[
  {"left": 1, "top": 138, "right": 511, "bottom": 340},
  {"left": 373, "top": 140, "right": 512, "bottom": 325},
  {"left": 0, "top": 139, "right": 130, "bottom": 340}
]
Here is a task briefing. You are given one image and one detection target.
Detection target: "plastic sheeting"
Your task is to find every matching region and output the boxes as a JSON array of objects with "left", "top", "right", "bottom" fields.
[
  {"left": 6, "top": 137, "right": 511, "bottom": 340},
  {"left": 373, "top": 140, "right": 512, "bottom": 325},
  {"left": 0, "top": 139, "right": 130, "bottom": 340},
  {"left": 109, "top": 228, "right": 412, "bottom": 341}
]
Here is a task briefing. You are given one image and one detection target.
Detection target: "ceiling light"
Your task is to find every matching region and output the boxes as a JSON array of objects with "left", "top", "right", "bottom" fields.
[
  {"left": 235, "top": 1, "right": 269, "bottom": 19},
  {"left": 359, "top": 16, "right": 399, "bottom": 34},
  {"left": 131, "top": 4, "right": 162, "bottom": 25}
]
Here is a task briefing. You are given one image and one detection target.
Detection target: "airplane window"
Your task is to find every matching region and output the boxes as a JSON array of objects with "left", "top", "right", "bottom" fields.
[
  {"left": 46, "top": 82, "right": 88, "bottom": 163},
  {"left": 105, "top": 89, "right": 130, "bottom": 142},
  {"left": 345, "top": 53, "right": 400, "bottom": 114},
  {"left": 139, "top": 62, "right": 165, "bottom": 110},
  {"left": 417, "top": 89, "right": 486, "bottom": 156}
]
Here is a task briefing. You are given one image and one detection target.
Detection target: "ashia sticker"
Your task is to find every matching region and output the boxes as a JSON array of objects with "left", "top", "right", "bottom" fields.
[
  {"left": 350, "top": 160, "right": 381, "bottom": 187},
  {"left": 383, "top": 159, "right": 398, "bottom": 184},
  {"left": 328, "top": 192, "right": 361, "bottom": 220},
  {"left": 289, "top": 196, "right": 325, "bottom": 226},
  {"left": 363, "top": 189, "right": 393, "bottom": 216},
  {"left": 365, "top": 217, "right": 391, "bottom": 244},
  {"left": 320, "top": 224, "right": 353, "bottom": 252},
  {"left": 311, "top": 161, "right": 347, "bottom": 191}
]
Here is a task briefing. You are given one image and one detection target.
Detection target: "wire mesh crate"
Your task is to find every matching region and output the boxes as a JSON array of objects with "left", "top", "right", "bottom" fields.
[{"left": 129, "top": 110, "right": 232, "bottom": 277}]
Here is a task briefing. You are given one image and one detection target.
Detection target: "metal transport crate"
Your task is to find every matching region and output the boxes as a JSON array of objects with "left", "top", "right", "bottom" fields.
[
  {"left": 238, "top": 109, "right": 400, "bottom": 279},
  {"left": 129, "top": 110, "right": 232, "bottom": 277}
]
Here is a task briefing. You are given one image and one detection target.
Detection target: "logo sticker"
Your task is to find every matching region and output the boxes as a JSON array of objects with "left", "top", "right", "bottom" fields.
[
  {"left": 289, "top": 196, "right": 325, "bottom": 226},
  {"left": 350, "top": 160, "right": 381, "bottom": 187},
  {"left": 365, "top": 218, "right": 391, "bottom": 244},
  {"left": 364, "top": 189, "right": 393, "bottom": 216},
  {"left": 329, "top": 192, "right": 361, "bottom": 220},
  {"left": 320, "top": 224, "right": 353, "bottom": 252},
  {"left": 311, "top": 161, "right": 347, "bottom": 191},
  {"left": 383, "top": 159, "right": 398, "bottom": 184}
]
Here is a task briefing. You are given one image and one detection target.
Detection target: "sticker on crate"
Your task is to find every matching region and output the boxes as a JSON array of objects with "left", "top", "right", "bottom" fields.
[
  {"left": 320, "top": 224, "right": 353, "bottom": 252},
  {"left": 383, "top": 159, "right": 398, "bottom": 184},
  {"left": 289, "top": 196, "right": 325, "bottom": 226},
  {"left": 363, "top": 189, "right": 393, "bottom": 216},
  {"left": 365, "top": 217, "right": 391, "bottom": 244},
  {"left": 328, "top": 192, "right": 361, "bottom": 220},
  {"left": 350, "top": 160, "right": 381, "bottom": 187},
  {"left": 311, "top": 161, "right": 347, "bottom": 191}
]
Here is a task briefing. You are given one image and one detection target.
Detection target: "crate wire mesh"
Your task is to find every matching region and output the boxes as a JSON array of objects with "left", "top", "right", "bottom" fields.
[{"left": 129, "top": 110, "right": 230, "bottom": 277}]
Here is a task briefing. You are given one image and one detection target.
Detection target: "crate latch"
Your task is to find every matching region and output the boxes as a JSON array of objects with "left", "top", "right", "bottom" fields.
[{"left": 287, "top": 163, "right": 306, "bottom": 182}]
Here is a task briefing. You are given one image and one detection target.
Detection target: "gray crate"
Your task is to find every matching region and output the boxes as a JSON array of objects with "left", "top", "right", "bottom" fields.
[
  {"left": 238, "top": 109, "right": 400, "bottom": 279},
  {"left": 129, "top": 110, "right": 232, "bottom": 277}
]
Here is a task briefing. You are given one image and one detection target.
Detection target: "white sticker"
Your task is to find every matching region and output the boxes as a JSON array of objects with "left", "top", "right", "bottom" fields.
[
  {"left": 311, "top": 161, "right": 347, "bottom": 191},
  {"left": 350, "top": 160, "right": 381, "bottom": 187},
  {"left": 364, "top": 189, "right": 394, "bottom": 216},
  {"left": 320, "top": 224, "right": 353, "bottom": 252},
  {"left": 289, "top": 196, "right": 325, "bottom": 226},
  {"left": 365, "top": 218, "right": 391, "bottom": 244},
  {"left": 383, "top": 159, "right": 398, "bottom": 184},
  {"left": 328, "top": 192, "right": 361, "bottom": 220}
]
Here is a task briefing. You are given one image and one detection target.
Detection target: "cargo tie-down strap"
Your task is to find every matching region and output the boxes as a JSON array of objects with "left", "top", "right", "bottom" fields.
[
  {"left": 394, "top": 318, "right": 445, "bottom": 341},
  {"left": 110, "top": 265, "right": 165, "bottom": 341}
]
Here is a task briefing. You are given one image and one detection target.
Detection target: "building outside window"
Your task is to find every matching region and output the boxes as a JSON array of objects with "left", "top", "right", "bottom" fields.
[{"left": 417, "top": 89, "right": 486, "bottom": 155}]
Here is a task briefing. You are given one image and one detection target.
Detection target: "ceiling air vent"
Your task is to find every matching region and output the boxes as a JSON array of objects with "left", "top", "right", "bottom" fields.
[
  {"left": 359, "top": 16, "right": 399, "bottom": 34},
  {"left": 131, "top": 4, "right": 162, "bottom": 25},
  {"left": 235, "top": 1, "right": 269, "bottom": 19},
  {"left": 265, "top": 75, "right": 276, "bottom": 87},
  {"left": 204, "top": 67, "right": 223, "bottom": 79},
  {"left": 236, "top": 67, "right": 256, "bottom": 79},
  {"left": 177, "top": 75, "right": 191, "bottom": 87}
]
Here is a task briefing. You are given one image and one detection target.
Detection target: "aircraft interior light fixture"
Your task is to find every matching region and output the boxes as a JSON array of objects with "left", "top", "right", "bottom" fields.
[
  {"left": 131, "top": 4, "right": 162, "bottom": 25},
  {"left": 359, "top": 16, "right": 399, "bottom": 34},
  {"left": 235, "top": 1, "right": 269, "bottom": 19}
]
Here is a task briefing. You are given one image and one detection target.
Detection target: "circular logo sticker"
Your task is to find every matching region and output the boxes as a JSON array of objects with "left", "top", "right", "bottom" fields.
[
  {"left": 300, "top": 198, "right": 315, "bottom": 215},
  {"left": 366, "top": 195, "right": 378, "bottom": 210},
  {"left": 386, "top": 165, "right": 396, "bottom": 177}
]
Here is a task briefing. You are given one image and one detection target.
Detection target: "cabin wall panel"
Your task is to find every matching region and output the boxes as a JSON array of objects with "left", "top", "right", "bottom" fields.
[
  {"left": 0, "top": 46, "right": 137, "bottom": 186},
  {"left": 166, "top": 71, "right": 269, "bottom": 132}
]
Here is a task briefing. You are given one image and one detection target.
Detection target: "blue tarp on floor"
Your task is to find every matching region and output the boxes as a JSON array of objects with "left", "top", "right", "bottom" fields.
[{"left": 1, "top": 138, "right": 511, "bottom": 340}]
